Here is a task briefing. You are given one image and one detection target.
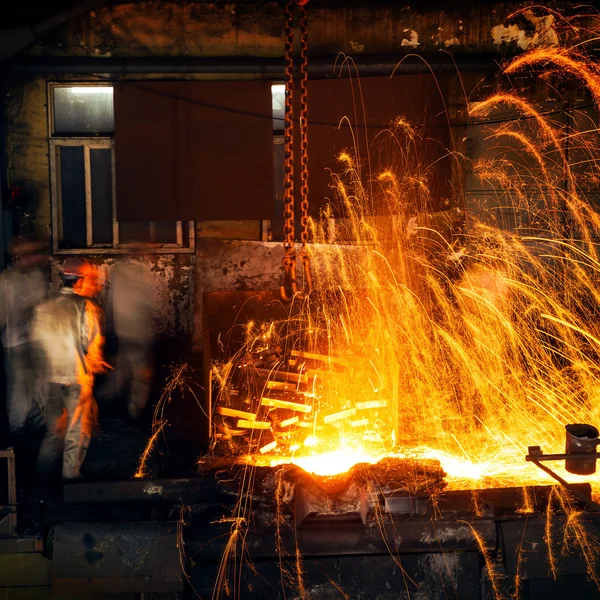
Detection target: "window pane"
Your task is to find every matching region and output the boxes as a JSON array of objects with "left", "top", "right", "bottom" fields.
[
  {"left": 155, "top": 222, "right": 177, "bottom": 244},
  {"left": 59, "top": 146, "right": 86, "bottom": 248},
  {"left": 119, "top": 221, "right": 152, "bottom": 244},
  {"left": 90, "top": 148, "right": 113, "bottom": 245},
  {"left": 272, "top": 84, "right": 285, "bottom": 132},
  {"left": 53, "top": 87, "right": 114, "bottom": 136}
]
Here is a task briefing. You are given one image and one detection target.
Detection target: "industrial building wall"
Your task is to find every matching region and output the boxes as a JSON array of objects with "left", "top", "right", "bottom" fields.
[
  {"left": 3, "top": 75, "right": 195, "bottom": 340},
  {"left": 3, "top": 0, "right": 600, "bottom": 349}
]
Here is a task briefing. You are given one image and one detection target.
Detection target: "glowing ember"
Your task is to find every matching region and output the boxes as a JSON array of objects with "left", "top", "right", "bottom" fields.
[{"left": 269, "top": 447, "right": 385, "bottom": 477}]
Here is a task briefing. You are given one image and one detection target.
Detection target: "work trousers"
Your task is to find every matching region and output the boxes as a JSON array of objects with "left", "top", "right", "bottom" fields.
[
  {"left": 37, "top": 383, "right": 89, "bottom": 480},
  {"left": 5, "top": 344, "right": 37, "bottom": 434},
  {"left": 115, "top": 340, "right": 152, "bottom": 419}
]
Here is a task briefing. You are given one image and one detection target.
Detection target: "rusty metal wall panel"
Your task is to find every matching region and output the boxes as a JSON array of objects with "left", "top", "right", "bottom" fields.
[
  {"left": 114, "top": 81, "right": 274, "bottom": 222},
  {"left": 304, "top": 74, "right": 451, "bottom": 216},
  {"left": 52, "top": 521, "right": 182, "bottom": 594}
]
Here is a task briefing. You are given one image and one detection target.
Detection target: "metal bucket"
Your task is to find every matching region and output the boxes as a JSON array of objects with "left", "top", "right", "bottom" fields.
[{"left": 565, "top": 424, "right": 600, "bottom": 475}]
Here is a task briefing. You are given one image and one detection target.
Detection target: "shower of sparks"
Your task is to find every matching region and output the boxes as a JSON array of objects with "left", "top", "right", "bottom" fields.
[
  {"left": 134, "top": 419, "right": 166, "bottom": 479},
  {"left": 160, "top": 26, "right": 600, "bottom": 598},
  {"left": 211, "top": 43, "right": 600, "bottom": 499}
]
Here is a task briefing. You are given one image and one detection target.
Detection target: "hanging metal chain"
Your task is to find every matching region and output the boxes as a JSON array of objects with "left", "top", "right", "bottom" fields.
[
  {"left": 280, "top": 0, "right": 297, "bottom": 302},
  {"left": 298, "top": 3, "right": 312, "bottom": 294}
]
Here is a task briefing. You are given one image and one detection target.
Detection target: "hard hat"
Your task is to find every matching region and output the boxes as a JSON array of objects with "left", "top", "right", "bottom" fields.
[{"left": 62, "top": 257, "right": 90, "bottom": 280}]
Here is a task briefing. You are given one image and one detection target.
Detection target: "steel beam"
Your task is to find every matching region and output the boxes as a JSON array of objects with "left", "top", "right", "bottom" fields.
[
  {"left": 63, "top": 477, "right": 217, "bottom": 505},
  {"left": 4, "top": 53, "right": 503, "bottom": 75},
  {"left": 186, "top": 518, "right": 498, "bottom": 560}
]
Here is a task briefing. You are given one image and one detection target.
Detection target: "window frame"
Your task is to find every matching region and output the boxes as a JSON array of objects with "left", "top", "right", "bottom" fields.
[{"left": 48, "top": 82, "right": 195, "bottom": 255}]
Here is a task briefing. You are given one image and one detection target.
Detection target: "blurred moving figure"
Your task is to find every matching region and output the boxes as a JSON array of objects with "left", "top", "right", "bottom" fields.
[
  {"left": 0, "top": 236, "right": 48, "bottom": 435},
  {"left": 32, "top": 258, "right": 105, "bottom": 481},
  {"left": 107, "top": 258, "right": 154, "bottom": 419}
]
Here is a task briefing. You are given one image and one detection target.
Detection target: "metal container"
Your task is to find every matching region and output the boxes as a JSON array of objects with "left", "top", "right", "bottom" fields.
[{"left": 565, "top": 424, "right": 600, "bottom": 475}]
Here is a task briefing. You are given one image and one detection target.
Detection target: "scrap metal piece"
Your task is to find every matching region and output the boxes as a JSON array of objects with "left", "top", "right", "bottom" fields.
[
  {"left": 295, "top": 481, "right": 370, "bottom": 526},
  {"left": 280, "top": 416, "right": 300, "bottom": 428}
]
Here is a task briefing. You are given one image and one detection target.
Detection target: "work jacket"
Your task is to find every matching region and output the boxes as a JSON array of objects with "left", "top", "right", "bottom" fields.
[{"left": 31, "top": 288, "right": 104, "bottom": 385}]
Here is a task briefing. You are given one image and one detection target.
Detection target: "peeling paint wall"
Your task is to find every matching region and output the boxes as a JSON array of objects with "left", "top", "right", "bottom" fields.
[
  {"left": 193, "top": 237, "right": 378, "bottom": 347},
  {"left": 52, "top": 254, "right": 193, "bottom": 337},
  {"left": 27, "top": 2, "right": 600, "bottom": 59},
  {"left": 194, "top": 239, "right": 282, "bottom": 339},
  {"left": 491, "top": 10, "right": 559, "bottom": 50}
]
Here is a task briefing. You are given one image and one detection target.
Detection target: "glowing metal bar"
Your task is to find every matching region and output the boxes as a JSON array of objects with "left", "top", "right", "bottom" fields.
[
  {"left": 266, "top": 380, "right": 297, "bottom": 391},
  {"left": 280, "top": 416, "right": 299, "bottom": 427},
  {"left": 355, "top": 400, "right": 387, "bottom": 410},
  {"left": 291, "top": 350, "right": 348, "bottom": 366},
  {"left": 259, "top": 441, "right": 278, "bottom": 454},
  {"left": 296, "top": 421, "right": 324, "bottom": 430},
  {"left": 217, "top": 406, "right": 257, "bottom": 421},
  {"left": 237, "top": 420, "right": 271, "bottom": 429},
  {"left": 254, "top": 367, "right": 307, "bottom": 384},
  {"left": 307, "top": 369, "right": 334, "bottom": 380},
  {"left": 324, "top": 408, "right": 357, "bottom": 423},
  {"left": 261, "top": 397, "right": 312, "bottom": 413},
  {"left": 351, "top": 419, "right": 369, "bottom": 427}
]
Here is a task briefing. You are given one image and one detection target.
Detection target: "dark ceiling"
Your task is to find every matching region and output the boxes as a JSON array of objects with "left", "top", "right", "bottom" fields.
[{"left": 0, "top": 0, "right": 83, "bottom": 29}]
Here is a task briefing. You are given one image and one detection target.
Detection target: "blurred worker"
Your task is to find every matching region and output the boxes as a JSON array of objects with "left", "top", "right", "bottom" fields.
[
  {"left": 0, "top": 235, "right": 48, "bottom": 436},
  {"left": 106, "top": 256, "right": 154, "bottom": 419},
  {"left": 32, "top": 258, "right": 105, "bottom": 481}
]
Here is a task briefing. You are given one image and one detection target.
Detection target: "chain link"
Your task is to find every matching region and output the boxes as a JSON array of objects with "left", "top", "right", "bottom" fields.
[
  {"left": 298, "top": 4, "right": 312, "bottom": 293},
  {"left": 281, "top": 0, "right": 297, "bottom": 301}
]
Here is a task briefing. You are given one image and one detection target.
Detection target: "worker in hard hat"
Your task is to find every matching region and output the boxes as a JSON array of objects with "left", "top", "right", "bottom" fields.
[
  {"left": 104, "top": 254, "right": 154, "bottom": 420},
  {"left": 0, "top": 235, "right": 48, "bottom": 436},
  {"left": 32, "top": 257, "right": 106, "bottom": 481}
]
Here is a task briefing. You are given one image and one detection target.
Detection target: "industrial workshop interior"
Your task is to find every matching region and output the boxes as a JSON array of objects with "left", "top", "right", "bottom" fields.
[{"left": 4, "top": 0, "right": 600, "bottom": 598}]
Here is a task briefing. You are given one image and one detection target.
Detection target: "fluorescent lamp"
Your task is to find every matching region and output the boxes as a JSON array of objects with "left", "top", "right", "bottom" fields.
[{"left": 69, "top": 87, "right": 113, "bottom": 95}]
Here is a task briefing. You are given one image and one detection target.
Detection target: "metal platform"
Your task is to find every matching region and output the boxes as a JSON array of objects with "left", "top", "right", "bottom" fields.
[{"left": 3, "top": 469, "right": 600, "bottom": 599}]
